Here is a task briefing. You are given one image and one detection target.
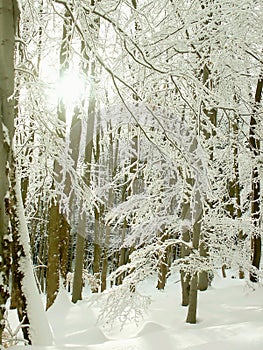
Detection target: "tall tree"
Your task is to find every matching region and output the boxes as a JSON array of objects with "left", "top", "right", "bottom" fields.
[
  {"left": 71, "top": 0, "right": 101, "bottom": 301},
  {"left": 1, "top": 1, "right": 53, "bottom": 345},
  {"left": 0, "top": 0, "right": 20, "bottom": 344},
  {"left": 249, "top": 76, "right": 262, "bottom": 282},
  {"left": 46, "top": 9, "right": 72, "bottom": 310},
  {"left": 72, "top": 41, "right": 97, "bottom": 302}
]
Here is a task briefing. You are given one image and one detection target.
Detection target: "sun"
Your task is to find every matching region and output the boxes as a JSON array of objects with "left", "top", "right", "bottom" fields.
[
  {"left": 56, "top": 70, "right": 86, "bottom": 108},
  {"left": 44, "top": 68, "right": 88, "bottom": 126}
]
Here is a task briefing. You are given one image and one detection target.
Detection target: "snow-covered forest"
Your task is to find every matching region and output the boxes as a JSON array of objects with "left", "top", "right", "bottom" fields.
[{"left": 0, "top": 0, "right": 262, "bottom": 348}]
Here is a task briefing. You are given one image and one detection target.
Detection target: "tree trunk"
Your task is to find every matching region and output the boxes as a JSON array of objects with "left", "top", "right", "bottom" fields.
[
  {"left": 198, "top": 270, "right": 209, "bottom": 291},
  {"left": 0, "top": 0, "right": 19, "bottom": 344},
  {"left": 92, "top": 241, "right": 101, "bottom": 292},
  {"left": 101, "top": 250, "right": 109, "bottom": 292},
  {"left": 72, "top": 37, "right": 97, "bottom": 301},
  {"left": 199, "top": 62, "right": 217, "bottom": 291},
  {"left": 185, "top": 194, "right": 202, "bottom": 323},
  {"left": 38, "top": 231, "right": 48, "bottom": 293},
  {"left": 226, "top": 115, "right": 244, "bottom": 279},
  {"left": 157, "top": 251, "right": 168, "bottom": 290},
  {"left": 157, "top": 233, "right": 168, "bottom": 290},
  {"left": 9, "top": 168, "right": 31, "bottom": 343},
  {"left": 180, "top": 187, "right": 192, "bottom": 306},
  {"left": 46, "top": 202, "right": 60, "bottom": 310},
  {"left": 180, "top": 225, "right": 191, "bottom": 305},
  {"left": 46, "top": 9, "right": 72, "bottom": 308},
  {"left": 249, "top": 77, "right": 262, "bottom": 282},
  {"left": 11, "top": 175, "right": 53, "bottom": 345},
  {"left": 181, "top": 271, "right": 191, "bottom": 306},
  {"left": 60, "top": 215, "right": 70, "bottom": 283},
  {"left": 72, "top": 234, "right": 85, "bottom": 302},
  {"left": 101, "top": 208, "right": 112, "bottom": 292},
  {"left": 116, "top": 221, "right": 128, "bottom": 286},
  {"left": 186, "top": 273, "right": 198, "bottom": 324}
]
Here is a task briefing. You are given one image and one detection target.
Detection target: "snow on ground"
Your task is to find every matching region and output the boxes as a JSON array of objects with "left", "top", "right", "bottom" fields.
[{"left": 10, "top": 271, "right": 263, "bottom": 350}]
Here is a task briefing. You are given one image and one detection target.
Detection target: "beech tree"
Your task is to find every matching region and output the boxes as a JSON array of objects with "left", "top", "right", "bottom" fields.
[
  {"left": 0, "top": 0, "right": 19, "bottom": 343},
  {"left": 0, "top": 0, "right": 53, "bottom": 345},
  {"left": 249, "top": 75, "right": 262, "bottom": 282},
  {"left": 46, "top": 8, "right": 72, "bottom": 311}
]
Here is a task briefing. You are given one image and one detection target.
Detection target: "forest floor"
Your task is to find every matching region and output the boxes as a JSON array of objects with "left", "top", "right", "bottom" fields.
[{"left": 9, "top": 270, "right": 263, "bottom": 350}]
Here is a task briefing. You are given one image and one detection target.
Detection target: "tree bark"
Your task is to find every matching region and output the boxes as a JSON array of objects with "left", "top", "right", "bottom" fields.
[
  {"left": 9, "top": 166, "right": 31, "bottom": 343},
  {"left": 46, "top": 9, "right": 72, "bottom": 308},
  {"left": 72, "top": 234, "right": 85, "bottom": 302},
  {"left": 0, "top": 0, "right": 19, "bottom": 344},
  {"left": 157, "top": 233, "right": 168, "bottom": 290},
  {"left": 186, "top": 273, "right": 198, "bottom": 324},
  {"left": 72, "top": 78, "right": 96, "bottom": 301},
  {"left": 46, "top": 202, "right": 60, "bottom": 310},
  {"left": 11, "top": 175, "right": 53, "bottom": 345},
  {"left": 249, "top": 77, "right": 262, "bottom": 282},
  {"left": 72, "top": 24, "right": 98, "bottom": 299},
  {"left": 180, "top": 225, "right": 191, "bottom": 305}
]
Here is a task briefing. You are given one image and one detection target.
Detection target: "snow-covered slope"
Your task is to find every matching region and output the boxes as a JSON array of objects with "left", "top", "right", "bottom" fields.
[{"left": 9, "top": 272, "right": 263, "bottom": 350}]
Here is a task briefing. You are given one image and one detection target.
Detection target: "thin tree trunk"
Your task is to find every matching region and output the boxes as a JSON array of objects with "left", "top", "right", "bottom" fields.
[
  {"left": 101, "top": 247, "right": 109, "bottom": 292},
  {"left": 101, "top": 197, "right": 113, "bottom": 292},
  {"left": 116, "top": 221, "right": 128, "bottom": 286},
  {"left": 226, "top": 115, "right": 244, "bottom": 279},
  {"left": 186, "top": 273, "right": 198, "bottom": 324},
  {"left": 249, "top": 77, "right": 262, "bottom": 282},
  {"left": 72, "top": 10, "right": 99, "bottom": 295},
  {"left": 157, "top": 233, "right": 168, "bottom": 290},
  {"left": 180, "top": 229, "right": 191, "bottom": 306},
  {"left": 91, "top": 124, "right": 102, "bottom": 293},
  {"left": 72, "top": 234, "right": 85, "bottom": 302},
  {"left": 60, "top": 215, "right": 70, "bottom": 283},
  {"left": 92, "top": 206, "right": 101, "bottom": 293},
  {"left": 198, "top": 62, "right": 217, "bottom": 291},
  {"left": 100, "top": 125, "right": 116, "bottom": 291},
  {"left": 186, "top": 210, "right": 202, "bottom": 323},
  {"left": 72, "top": 79, "right": 96, "bottom": 301},
  {"left": 38, "top": 232, "right": 48, "bottom": 293},
  {"left": 46, "top": 9, "right": 72, "bottom": 308},
  {"left": 46, "top": 201, "right": 60, "bottom": 310},
  {"left": 222, "top": 264, "right": 227, "bottom": 278},
  {"left": 180, "top": 177, "right": 193, "bottom": 306},
  {"left": 157, "top": 251, "right": 168, "bottom": 290}
]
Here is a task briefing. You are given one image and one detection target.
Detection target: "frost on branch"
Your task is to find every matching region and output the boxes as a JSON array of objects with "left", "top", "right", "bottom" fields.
[
  {"left": 66, "top": 270, "right": 101, "bottom": 293},
  {"left": 95, "top": 243, "right": 165, "bottom": 329},
  {"left": 95, "top": 239, "right": 181, "bottom": 328},
  {"left": 96, "top": 283, "right": 151, "bottom": 330},
  {"left": 2, "top": 312, "right": 29, "bottom": 348}
]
